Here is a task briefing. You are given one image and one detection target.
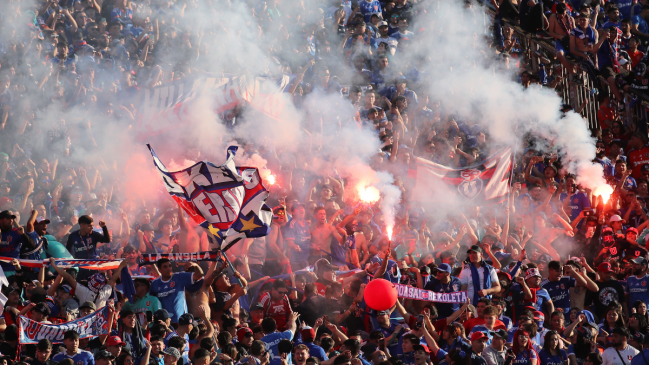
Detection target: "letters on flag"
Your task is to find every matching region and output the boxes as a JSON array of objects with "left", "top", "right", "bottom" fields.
[
  {"left": 394, "top": 283, "right": 468, "bottom": 303},
  {"left": 408, "top": 148, "right": 512, "bottom": 205},
  {"left": 139, "top": 251, "right": 221, "bottom": 265},
  {"left": 19, "top": 306, "right": 110, "bottom": 344},
  {"left": 136, "top": 74, "right": 293, "bottom": 142},
  {"left": 147, "top": 145, "right": 272, "bottom": 250}
]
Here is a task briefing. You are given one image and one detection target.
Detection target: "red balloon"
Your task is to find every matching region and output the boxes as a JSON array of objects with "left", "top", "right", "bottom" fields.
[{"left": 363, "top": 278, "right": 398, "bottom": 311}]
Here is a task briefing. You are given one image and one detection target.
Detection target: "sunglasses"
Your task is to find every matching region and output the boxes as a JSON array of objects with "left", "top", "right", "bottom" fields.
[{"left": 42, "top": 179, "right": 51, "bottom": 183}]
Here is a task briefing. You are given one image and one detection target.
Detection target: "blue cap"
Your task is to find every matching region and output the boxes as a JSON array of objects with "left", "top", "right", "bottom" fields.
[
  {"left": 437, "top": 263, "right": 452, "bottom": 273},
  {"left": 492, "top": 242, "right": 505, "bottom": 250}
]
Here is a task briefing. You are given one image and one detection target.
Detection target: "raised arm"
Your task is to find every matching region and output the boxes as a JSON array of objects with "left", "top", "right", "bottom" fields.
[{"left": 49, "top": 257, "right": 78, "bottom": 289}]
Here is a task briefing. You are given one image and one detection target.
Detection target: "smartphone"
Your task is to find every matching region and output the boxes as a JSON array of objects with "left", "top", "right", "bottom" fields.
[
  {"left": 146, "top": 310, "right": 153, "bottom": 323},
  {"left": 416, "top": 315, "right": 424, "bottom": 326},
  {"left": 583, "top": 210, "right": 593, "bottom": 217}
]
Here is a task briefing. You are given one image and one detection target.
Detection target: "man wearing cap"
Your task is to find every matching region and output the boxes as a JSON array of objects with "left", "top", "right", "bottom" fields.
[
  {"left": 424, "top": 263, "right": 462, "bottom": 319},
  {"left": 460, "top": 245, "right": 501, "bottom": 306},
  {"left": 467, "top": 332, "right": 489, "bottom": 365},
  {"left": 122, "top": 277, "right": 162, "bottom": 315},
  {"left": 625, "top": 257, "right": 649, "bottom": 313},
  {"left": 236, "top": 327, "right": 255, "bottom": 355},
  {"left": 300, "top": 325, "right": 328, "bottom": 361},
  {"left": 631, "top": 332, "right": 649, "bottom": 365},
  {"left": 162, "top": 347, "right": 182, "bottom": 365},
  {"left": 106, "top": 335, "right": 126, "bottom": 358},
  {"left": 602, "top": 327, "right": 639, "bottom": 365},
  {"left": 314, "top": 259, "right": 339, "bottom": 296},
  {"left": 483, "top": 329, "right": 508, "bottom": 365},
  {"left": 95, "top": 350, "right": 116, "bottom": 365},
  {"left": 586, "top": 262, "right": 628, "bottom": 320},
  {"left": 511, "top": 266, "right": 553, "bottom": 319},
  {"left": 52, "top": 330, "right": 95, "bottom": 365},
  {"left": 0, "top": 210, "right": 35, "bottom": 275}
]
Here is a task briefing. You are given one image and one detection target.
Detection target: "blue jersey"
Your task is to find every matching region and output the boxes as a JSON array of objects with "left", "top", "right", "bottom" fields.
[
  {"left": 304, "top": 342, "right": 328, "bottom": 361},
  {"left": 359, "top": 0, "right": 382, "bottom": 23},
  {"left": 540, "top": 277, "right": 576, "bottom": 314},
  {"left": 66, "top": 229, "right": 108, "bottom": 259},
  {"left": 511, "top": 284, "right": 552, "bottom": 318},
  {"left": 559, "top": 192, "right": 591, "bottom": 222},
  {"left": 0, "top": 228, "right": 27, "bottom": 271},
  {"left": 423, "top": 277, "right": 461, "bottom": 319},
  {"left": 631, "top": 349, "right": 649, "bottom": 365},
  {"left": 513, "top": 350, "right": 537, "bottom": 365},
  {"left": 52, "top": 349, "right": 95, "bottom": 365},
  {"left": 261, "top": 330, "right": 294, "bottom": 359},
  {"left": 25, "top": 231, "right": 46, "bottom": 262},
  {"left": 284, "top": 220, "right": 311, "bottom": 263},
  {"left": 625, "top": 274, "right": 649, "bottom": 311},
  {"left": 612, "top": 0, "right": 633, "bottom": 19},
  {"left": 149, "top": 272, "right": 199, "bottom": 323},
  {"left": 538, "top": 349, "right": 567, "bottom": 365},
  {"left": 164, "top": 331, "right": 189, "bottom": 357}
]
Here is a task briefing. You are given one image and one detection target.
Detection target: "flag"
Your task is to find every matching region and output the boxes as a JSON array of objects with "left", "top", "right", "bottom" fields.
[
  {"left": 121, "top": 267, "right": 136, "bottom": 304},
  {"left": 408, "top": 147, "right": 513, "bottom": 205},
  {"left": 147, "top": 145, "right": 272, "bottom": 250},
  {"left": 0, "top": 257, "right": 122, "bottom": 270},
  {"left": 19, "top": 307, "right": 111, "bottom": 344}
]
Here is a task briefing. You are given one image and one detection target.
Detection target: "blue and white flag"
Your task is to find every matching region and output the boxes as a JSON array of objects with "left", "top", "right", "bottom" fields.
[{"left": 147, "top": 145, "right": 272, "bottom": 250}]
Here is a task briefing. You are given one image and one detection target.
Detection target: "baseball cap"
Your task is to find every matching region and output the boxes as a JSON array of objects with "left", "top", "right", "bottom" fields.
[
  {"left": 35, "top": 216, "right": 50, "bottom": 224},
  {"left": 96, "top": 350, "right": 116, "bottom": 360},
  {"left": 0, "top": 211, "right": 16, "bottom": 220},
  {"left": 162, "top": 348, "right": 181, "bottom": 360},
  {"left": 609, "top": 215, "right": 625, "bottom": 223},
  {"left": 300, "top": 326, "right": 316, "bottom": 340},
  {"left": 632, "top": 257, "right": 648, "bottom": 265},
  {"left": 80, "top": 301, "right": 96, "bottom": 311},
  {"left": 378, "top": 21, "right": 388, "bottom": 27},
  {"left": 251, "top": 303, "right": 264, "bottom": 311},
  {"left": 627, "top": 227, "right": 639, "bottom": 235},
  {"left": 107, "top": 336, "right": 125, "bottom": 347},
  {"left": 576, "top": 326, "right": 592, "bottom": 340},
  {"left": 466, "top": 245, "right": 483, "bottom": 254},
  {"left": 58, "top": 284, "right": 73, "bottom": 293},
  {"left": 538, "top": 254, "right": 553, "bottom": 263},
  {"left": 437, "top": 263, "right": 452, "bottom": 273},
  {"left": 642, "top": 164, "right": 649, "bottom": 172},
  {"left": 178, "top": 313, "right": 194, "bottom": 326},
  {"left": 533, "top": 311, "right": 545, "bottom": 322},
  {"left": 602, "top": 227, "right": 614, "bottom": 234},
  {"left": 632, "top": 332, "right": 645, "bottom": 344},
  {"left": 141, "top": 223, "right": 155, "bottom": 232},
  {"left": 154, "top": 309, "right": 170, "bottom": 321},
  {"left": 470, "top": 332, "right": 489, "bottom": 341},
  {"left": 420, "top": 266, "right": 431, "bottom": 276},
  {"left": 490, "top": 329, "right": 507, "bottom": 339},
  {"left": 525, "top": 268, "right": 542, "bottom": 280},
  {"left": 597, "top": 262, "right": 614, "bottom": 273},
  {"left": 315, "top": 258, "right": 338, "bottom": 273},
  {"left": 237, "top": 327, "right": 254, "bottom": 342},
  {"left": 492, "top": 242, "right": 505, "bottom": 250}
]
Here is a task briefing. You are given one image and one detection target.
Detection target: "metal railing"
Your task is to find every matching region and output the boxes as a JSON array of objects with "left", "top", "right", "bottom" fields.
[{"left": 484, "top": 8, "right": 649, "bottom": 133}]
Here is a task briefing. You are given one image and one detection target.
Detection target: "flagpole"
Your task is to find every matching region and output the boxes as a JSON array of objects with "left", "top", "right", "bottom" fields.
[{"left": 205, "top": 228, "right": 242, "bottom": 286}]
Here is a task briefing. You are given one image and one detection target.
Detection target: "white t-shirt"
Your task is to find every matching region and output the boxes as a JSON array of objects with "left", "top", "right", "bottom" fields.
[
  {"left": 602, "top": 345, "right": 640, "bottom": 365},
  {"left": 74, "top": 283, "right": 112, "bottom": 309},
  {"left": 459, "top": 262, "right": 499, "bottom": 303}
]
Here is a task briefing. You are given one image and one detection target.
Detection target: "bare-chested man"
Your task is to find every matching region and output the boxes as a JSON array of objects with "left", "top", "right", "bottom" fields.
[
  {"left": 549, "top": 3, "right": 575, "bottom": 74},
  {"left": 309, "top": 206, "right": 344, "bottom": 264},
  {"left": 210, "top": 261, "right": 248, "bottom": 328}
]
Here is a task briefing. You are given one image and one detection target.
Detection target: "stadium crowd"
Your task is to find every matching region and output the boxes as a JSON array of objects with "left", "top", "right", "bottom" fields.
[{"left": 2, "top": 0, "right": 649, "bottom": 364}]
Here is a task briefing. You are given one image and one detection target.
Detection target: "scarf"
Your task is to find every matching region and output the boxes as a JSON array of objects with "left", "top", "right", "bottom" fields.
[
  {"left": 557, "top": 14, "right": 574, "bottom": 35},
  {"left": 469, "top": 261, "right": 492, "bottom": 306},
  {"left": 608, "top": 39, "right": 620, "bottom": 73}
]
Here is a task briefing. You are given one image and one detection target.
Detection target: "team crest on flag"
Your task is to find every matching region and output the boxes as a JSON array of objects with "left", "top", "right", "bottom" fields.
[{"left": 147, "top": 145, "right": 272, "bottom": 251}]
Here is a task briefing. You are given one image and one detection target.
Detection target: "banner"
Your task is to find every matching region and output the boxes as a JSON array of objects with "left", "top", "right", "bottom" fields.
[
  {"left": 408, "top": 148, "right": 512, "bottom": 205},
  {"left": 394, "top": 283, "right": 468, "bottom": 303},
  {"left": 19, "top": 306, "right": 110, "bottom": 344},
  {"left": 139, "top": 251, "right": 221, "bottom": 265},
  {"left": 0, "top": 257, "right": 122, "bottom": 270},
  {"left": 147, "top": 145, "right": 272, "bottom": 250},
  {"left": 135, "top": 74, "right": 293, "bottom": 142}
]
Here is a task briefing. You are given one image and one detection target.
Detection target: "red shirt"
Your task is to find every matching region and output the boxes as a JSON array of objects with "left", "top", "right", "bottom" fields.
[
  {"left": 629, "top": 50, "right": 645, "bottom": 68},
  {"left": 463, "top": 317, "right": 506, "bottom": 332},
  {"left": 627, "top": 146, "right": 649, "bottom": 179},
  {"left": 259, "top": 292, "right": 291, "bottom": 331}
]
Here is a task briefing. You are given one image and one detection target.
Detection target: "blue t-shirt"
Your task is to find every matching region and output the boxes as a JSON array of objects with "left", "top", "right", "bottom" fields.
[
  {"left": 359, "top": 0, "right": 382, "bottom": 23},
  {"left": 269, "top": 354, "right": 292, "bottom": 365},
  {"left": 423, "top": 277, "right": 461, "bottom": 319},
  {"left": 149, "top": 272, "right": 200, "bottom": 323},
  {"left": 52, "top": 350, "right": 95, "bottom": 365},
  {"left": 399, "top": 351, "right": 415, "bottom": 365},
  {"left": 612, "top": 0, "right": 634, "bottom": 19},
  {"left": 511, "top": 284, "right": 552, "bottom": 317},
  {"left": 625, "top": 274, "right": 649, "bottom": 311},
  {"left": 25, "top": 231, "right": 45, "bottom": 262},
  {"left": 261, "top": 330, "right": 294, "bottom": 359},
  {"left": 631, "top": 349, "right": 649, "bottom": 365},
  {"left": 596, "top": 39, "right": 619, "bottom": 69},
  {"left": 304, "top": 342, "right": 328, "bottom": 361},
  {"left": 559, "top": 192, "right": 591, "bottom": 222},
  {"left": 633, "top": 15, "right": 649, "bottom": 35},
  {"left": 513, "top": 349, "right": 538, "bottom": 365},
  {"left": 540, "top": 277, "right": 576, "bottom": 314},
  {"left": 284, "top": 220, "right": 311, "bottom": 263},
  {"left": 0, "top": 228, "right": 27, "bottom": 271},
  {"left": 537, "top": 349, "right": 566, "bottom": 365}
]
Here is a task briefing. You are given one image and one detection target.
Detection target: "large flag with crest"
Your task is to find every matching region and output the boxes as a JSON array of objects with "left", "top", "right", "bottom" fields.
[
  {"left": 147, "top": 145, "right": 272, "bottom": 250},
  {"left": 408, "top": 148, "right": 513, "bottom": 205}
]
